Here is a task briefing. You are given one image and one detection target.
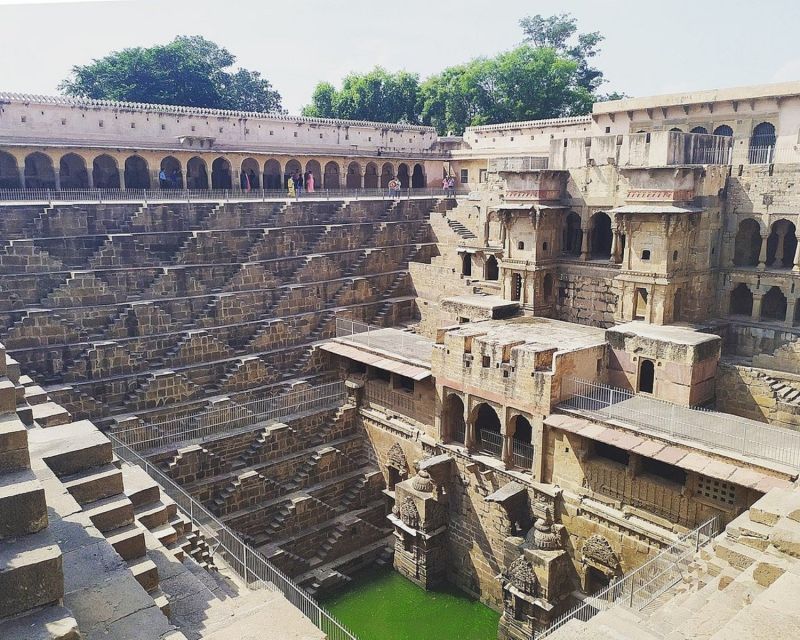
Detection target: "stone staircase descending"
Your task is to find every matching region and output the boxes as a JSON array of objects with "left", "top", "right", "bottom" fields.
[
  {"left": 549, "top": 485, "right": 800, "bottom": 640},
  {"left": 757, "top": 372, "right": 800, "bottom": 407},
  {"left": 447, "top": 218, "right": 478, "bottom": 240}
]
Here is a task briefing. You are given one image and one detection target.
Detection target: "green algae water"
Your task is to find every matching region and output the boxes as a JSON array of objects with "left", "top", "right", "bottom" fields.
[{"left": 321, "top": 566, "right": 500, "bottom": 640}]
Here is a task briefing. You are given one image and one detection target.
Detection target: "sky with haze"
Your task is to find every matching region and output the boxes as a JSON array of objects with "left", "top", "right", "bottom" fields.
[{"left": 1, "top": 0, "right": 799, "bottom": 115}]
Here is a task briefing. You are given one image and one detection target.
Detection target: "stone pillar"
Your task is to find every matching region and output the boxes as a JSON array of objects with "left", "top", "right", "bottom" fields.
[
  {"left": 786, "top": 297, "right": 798, "bottom": 327},
  {"left": 752, "top": 293, "right": 764, "bottom": 322},
  {"left": 771, "top": 229, "right": 787, "bottom": 268},
  {"left": 609, "top": 226, "right": 620, "bottom": 264},
  {"left": 53, "top": 168, "right": 61, "bottom": 191},
  {"left": 757, "top": 234, "right": 768, "bottom": 271},
  {"left": 501, "top": 434, "right": 512, "bottom": 467},
  {"left": 580, "top": 225, "right": 590, "bottom": 261},
  {"left": 792, "top": 237, "right": 800, "bottom": 272},
  {"left": 119, "top": 168, "right": 126, "bottom": 191},
  {"left": 465, "top": 419, "right": 477, "bottom": 451},
  {"left": 18, "top": 165, "right": 26, "bottom": 189},
  {"left": 180, "top": 167, "right": 187, "bottom": 189},
  {"left": 86, "top": 164, "right": 94, "bottom": 189}
]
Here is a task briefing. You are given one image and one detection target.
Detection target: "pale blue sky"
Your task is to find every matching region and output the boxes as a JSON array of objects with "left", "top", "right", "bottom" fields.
[{"left": 2, "top": 0, "right": 799, "bottom": 115}]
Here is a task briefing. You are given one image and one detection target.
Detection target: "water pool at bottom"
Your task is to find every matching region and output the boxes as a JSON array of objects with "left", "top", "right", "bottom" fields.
[{"left": 320, "top": 566, "right": 500, "bottom": 640}]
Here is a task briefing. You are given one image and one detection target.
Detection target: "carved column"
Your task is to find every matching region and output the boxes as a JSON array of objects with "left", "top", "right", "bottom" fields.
[
  {"left": 786, "top": 297, "right": 798, "bottom": 327},
  {"left": 580, "top": 225, "right": 590, "bottom": 261},
  {"left": 752, "top": 293, "right": 764, "bottom": 322},
  {"left": 53, "top": 166, "right": 61, "bottom": 191},
  {"left": 771, "top": 228, "right": 787, "bottom": 268},
  {"left": 757, "top": 234, "right": 769, "bottom": 270},
  {"left": 609, "top": 226, "right": 620, "bottom": 264},
  {"left": 501, "top": 434, "right": 512, "bottom": 467},
  {"left": 793, "top": 236, "right": 800, "bottom": 272},
  {"left": 465, "top": 404, "right": 476, "bottom": 451},
  {"left": 18, "top": 164, "right": 26, "bottom": 189}
]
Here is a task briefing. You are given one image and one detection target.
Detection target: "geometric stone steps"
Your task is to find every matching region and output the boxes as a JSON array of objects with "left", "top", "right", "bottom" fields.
[
  {"left": 0, "top": 604, "right": 80, "bottom": 640},
  {"left": 82, "top": 494, "right": 135, "bottom": 533},
  {"left": 60, "top": 463, "right": 124, "bottom": 506},
  {"left": 0, "top": 528, "right": 63, "bottom": 619},
  {"left": 0, "top": 413, "right": 30, "bottom": 473},
  {"left": 0, "top": 467, "right": 47, "bottom": 538}
]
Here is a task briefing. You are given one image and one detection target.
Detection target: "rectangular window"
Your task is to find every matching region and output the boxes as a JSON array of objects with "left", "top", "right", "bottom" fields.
[
  {"left": 696, "top": 476, "right": 736, "bottom": 506},
  {"left": 460, "top": 169, "right": 469, "bottom": 184},
  {"left": 481, "top": 355, "right": 491, "bottom": 368},
  {"left": 479, "top": 169, "right": 487, "bottom": 183}
]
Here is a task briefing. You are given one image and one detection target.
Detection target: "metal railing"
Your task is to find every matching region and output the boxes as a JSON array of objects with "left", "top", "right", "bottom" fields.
[
  {"left": 334, "top": 317, "right": 424, "bottom": 354},
  {"left": 560, "top": 378, "right": 800, "bottom": 470},
  {"left": 113, "top": 380, "right": 346, "bottom": 452},
  {"left": 479, "top": 428, "right": 503, "bottom": 458},
  {"left": 109, "top": 435, "right": 359, "bottom": 640},
  {"left": 364, "top": 380, "right": 416, "bottom": 418},
  {"left": 511, "top": 439, "right": 534, "bottom": 470},
  {"left": 0, "top": 186, "right": 464, "bottom": 204},
  {"left": 535, "top": 515, "right": 721, "bottom": 638},
  {"left": 489, "top": 156, "right": 550, "bottom": 172}
]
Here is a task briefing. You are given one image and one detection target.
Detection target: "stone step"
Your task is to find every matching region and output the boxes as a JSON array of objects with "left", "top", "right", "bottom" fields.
[
  {"left": 30, "top": 420, "right": 113, "bottom": 477},
  {"left": 61, "top": 463, "right": 124, "bottom": 506},
  {"left": 135, "top": 500, "right": 172, "bottom": 529},
  {"left": 750, "top": 487, "right": 800, "bottom": 527},
  {"left": 83, "top": 494, "right": 135, "bottom": 533},
  {"left": 31, "top": 402, "right": 71, "bottom": 428},
  {"left": 128, "top": 556, "right": 159, "bottom": 593},
  {"left": 0, "top": 604, "right": 80, "bottom": 640},
  {"left": 151, "top": 588, "right": 171, "bottom": 617},
  {"left": 151, "top": 523, "right": 179, "bottom": 547},
  {"left": 0, "top": 414, "right": 30, "bottom": 472},
  {"left": 0, "top": 467, "right": 47, "bottom": 538},
  {"left": 106, "top": 522, "right": 147, "bottom": 561},
  {"left": 0, "top": 529, "right": 63, "bottom": 618},
  {"left": 121, "top": 464, "right": 162, "bottom": 507}
]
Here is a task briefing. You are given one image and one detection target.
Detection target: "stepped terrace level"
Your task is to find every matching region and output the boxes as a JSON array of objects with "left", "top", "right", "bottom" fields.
[{"left": 0, "top": 195, "right": 450, "bottom": 430}]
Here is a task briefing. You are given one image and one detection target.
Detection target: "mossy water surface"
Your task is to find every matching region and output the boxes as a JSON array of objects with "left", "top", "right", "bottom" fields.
[{"left": 320, "top": 566, "right": 500, "bottom": 640}]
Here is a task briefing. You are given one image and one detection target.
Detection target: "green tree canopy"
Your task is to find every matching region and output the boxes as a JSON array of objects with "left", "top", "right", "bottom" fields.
[
  {"left": 60, "top": 36, "right": 283, "bottom": 113},
  {"left": 302, "top": 67, "right": 420, "bottom": 123}
]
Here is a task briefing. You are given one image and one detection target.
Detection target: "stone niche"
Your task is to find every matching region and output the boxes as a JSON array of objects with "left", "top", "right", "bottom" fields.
[
  {"left": 498, "top": 503, "right": 572, "bottom": 640},
  {"left": 389, "top": 455, "right": 452, "bottom": 589},
  {"left": 606, "top": 322, "right": 721, "bottom": 405}
]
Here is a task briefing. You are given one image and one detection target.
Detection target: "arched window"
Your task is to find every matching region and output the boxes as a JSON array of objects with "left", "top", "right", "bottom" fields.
[
  {"left": 543, "top": 273, "right": 554, "bottom": 300},
  {"left": 766, "top": 219, "right": 797, "bottom": 269},
  {"left": 59, "top": 153, "right": 89, "bottom": 189},
  {"left": 211, "top": 157, "right": 232, "bottom": 190},
  {"left": 713, "top": 125, "right": 733, "bottom": 137},
  {"left": 305, "top": 160, "right": 321, "bottom": 191},
  {"left": 397, "top": 163, "right": 410, "bottom": 189},
  {"left": 159, "top": 156, "right": 181, "bottom": 189},
  {"left": 284, "top": 159, "right": 301, "bottom": 189},
  {"left": 690, "top": 126, "right": 708, "bottom": 134},
  {"left": 563, "top": 212, "right": 582, "bottom": 256},
  {"left": 590, "top": 212, "right": 612, "bottom": 259},
  {"left": 761, "top": 286, "right": 787, "bottom": 322},
  {"left": 24, "top": 152, "right": 56, "bottom": 189},
  {"left": 510, "top": 415, "right": 534, "bottom": 469},
  {"left": 323, "top": 161, "right": 340, "bottom": 189},
  {"left": 638, "top": 359, "right": 655, "bottom": 394},
  {"left": 445, "top": 394, "right": 466, "bottom": 444},
  {"left": 124, "top": 156, "right": 150, "bottom": 189},
  {"left": 346, "top": 161, "right": 362, "bottom": 189},
  {"left": 364, "top": 162, "right": 379, "bottom": 189},
  {"left": 485, "top": 255, "right": 499, "bottom": 281},
  {"left": 411, "top": 163, "right": 425, "bottom": 188},
  {"left": 461, "top": 252, "right": 472, "bottom": 276},
  {"left": 263, "top": 159, "right": 281, "bottom": 190},
  {"left": 0, "top": 151, "right": 20, "bottom": 188},
  {"left": 474, "top": 404, "right": 502, "bottom": 457},
  {"left": 749, "top": 122, "right": 776, "bottom": 164},
  {"left": 240, "top": 157, "right": 260, "bottom": 190},
  {"left": 733, "top": 219, "right": 762, "bottom": 267},
  {"left": 92, "top": 155, "right": 119, "bottom": 189},
  {"left": 380, "top": 163, "right": 394, "bottom": 188},
  {"left": 729, "top": 283, "right": 753, "bottom": 316},
  {"left": 517, "top": 241, "right": 525, "bottom": 250},
  {"left": 669, "top": 127, "right": 683, "bottom": 132},
  {"left": 187, "top": 157, "right": 209, "bottom": 190}
]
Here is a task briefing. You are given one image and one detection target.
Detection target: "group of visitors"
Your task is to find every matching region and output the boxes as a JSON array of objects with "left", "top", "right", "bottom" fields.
[
  {"left": 158, "top": 168, "right": 183, "bottom": 189},
  {"left": 442, "top": 175, "right": 456, "bottom": 197},
  {"left": 240, "top": 169, "right": 259, "bottom": 191},
  {"left": 287, "top": 171, "right": 315, "bottom": 197},
  {"left": 387, "top": 178, "right": 402, "bottom": 198}
]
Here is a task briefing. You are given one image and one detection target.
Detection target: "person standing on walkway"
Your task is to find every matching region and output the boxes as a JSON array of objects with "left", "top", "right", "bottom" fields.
[
  {"left": 287, "top": 173, "right": 296, "bottom": 198},
  {"left": 306, "top": 171, "right": 315, "bottom": 193}
]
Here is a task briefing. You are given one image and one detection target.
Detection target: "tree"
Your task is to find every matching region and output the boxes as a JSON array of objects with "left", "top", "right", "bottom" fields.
[
  {"left": 60, "top": 36, "right": 284, "bottom": 113},
  {"left": 519, "top": 13, "right": 605, "bottom": 93},
  {"left": 302, "top": 67, "right": 420, "bottom": 123}
]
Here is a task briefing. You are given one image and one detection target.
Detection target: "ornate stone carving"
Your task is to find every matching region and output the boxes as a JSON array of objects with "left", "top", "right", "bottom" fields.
[
  {"left": 524, "top": 506, "right": 562, "bottom": 551},
  {"left": 582, "top": 534, "right": 620, "bottom": 570},
  {"left": 399, "top": 496, "right": 420, "bottom": 529},
  {"left": 411, "top": 468, "right": 434, "bottom": 493},
  {"left": 387, "top": 442, "right": 408, "bottom": 472},
  {"left": 506, "top": 556, "right": 538, "bottom": 596}
]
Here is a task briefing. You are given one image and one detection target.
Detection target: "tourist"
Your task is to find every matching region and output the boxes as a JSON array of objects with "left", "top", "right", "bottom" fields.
[
  {"left": 442, "top": 175, "right": 449, "bottom": 193},
  {"left": 159, "top": 168, "right": 167, "bottom": 189},
  {"left": 293, "top": 172, "right": 303, "bottom": 195},
  {"left": 287, "top": 174, "right": 296, "bottom": 198},
  {"left": 447, "top": 175, "right": 456, "bottom": 197},
  {"left": 306, "top": 170, "right": 315, "bottom": 193},
  {"left": 388, "top": 177, "right": 400, "bottom": 199},
  {"left": 248, "top": 169, "right": 257, "bottom": 192}
]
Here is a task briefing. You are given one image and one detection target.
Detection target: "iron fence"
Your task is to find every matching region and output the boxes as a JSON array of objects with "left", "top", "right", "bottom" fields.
[
  {"left": 560, "top": 378, "right": 800, "bottom": 470},
  {"left": 535, "top": 515, "right": 721, "bottom": 638},
  {"left": 364, "top": 380, "right": 416, "bottom": 418},
  {"left": 479, "top": 428, "right": 504, "bottom": 458},
  {"left": 0, "top": 186, "right": 464, "bottom": 204},
  {"left": 113, "top": 380, "right": 346, "bottom": 452},
  {"left": 109, "top": 436, "right": 359, "bottom": 640},
  {"left": 511, "top": 439, "right": 534, "bottom": 470},
  {"left": 334, "top": 317, "right": 422, "bottom": 353}
]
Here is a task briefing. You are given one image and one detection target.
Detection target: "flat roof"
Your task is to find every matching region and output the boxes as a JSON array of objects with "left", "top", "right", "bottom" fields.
[
  {"left": 609, "top": 322, "right": 720, "bottom": 347},
  {"left": 322, "top": 328, "right": 433, "bottom": 378},
  {"left": 446, "top": 317, "right": 606, "bottom": 353},
  {"left": 440, "top": 294, "right": 520, "bottom": 312},
  {"left": 593, "top": 80, "right": 800, "bottom": 116}
]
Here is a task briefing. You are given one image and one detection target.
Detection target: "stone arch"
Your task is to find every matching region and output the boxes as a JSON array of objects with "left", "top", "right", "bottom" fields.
[
  {"left": 638, "top": 359, "right": 655, "bottom": 393},
  {"left": 582, "top": 534, "right": 620, "bottom": 573},
  {"left": 729, "top": 283, "right": 753, "bottom": 316},
  {"left": 58, "top": 153, "right": 89, "bottom": 189},
  {"left": 399, "top": 496, "right": 420, "bottom": 528},
  {"left": 159, "top": 156, "right": 181, "bottom": 189},
  {"left": 263, "top": 159, "right": 282, "bottom": 190},
  {"left": 0, "top": 151, "right": 20, "bottom": 188},
  {"left": 380, "top": 162, "right": 394, "bottom": 188},
  {"left": 485, "top": 255, "right": 499, "bottom": 281},
  {"left": 346, "top": 161, "right": 362, "bottom": 189},
  {"left": 461, "top": 252, "right": 472, "bottom": 276},
  {"left": 690, "top": 126, "right": 708, "bottom": 134},
  {"left": 211, "top": 157, "right": 232, "bottom": 190},
  {"left": 511, "top": 273, "right": 522, "bottom": 301},
  {"left": 761, "top": 286, "right": 787, "bottom": 322},
  {"left": 713, "top": 125, "right": 733, "bottom": 137},
  {"left": 364, "top": 162, "right": 379, "bottom": 189},
  {"left": 506, "top": 556, "right": 537, "bottom": 596},
  {"left": 590, "top": 211, "right": 612, "bottom": 259},
  {"left": 323, "top": 161, "right": 340, "bottom": 189},
  {"left": 92, "top": 154, "right": 119, "bottom": 189},
  {"left": 473, "top": 402, "right": 501, "bottom": 454},
  {"left": 187, "top": 157, "right": 209, "bottom": 190},
  {"left": 397, "top": 163, "right": 410, "bottom": 189},
  {"left": 124, "top": 155, "right": 150, "bottom": 189},
  {"left": 411, "top": 163, "right": 425, "bottom": 188},
  {"left": 444, "top": 393, "right": 466, "bottom": 444},
  {"left": 305, "top": 160, "right": 321, "bottom": 191},
  {"left": 509, "top": 414, "right": 532, "bottom": 446},
  {"left": 24, "top": 152, "right": 56, "bottom": 189},
  {"left": 386, "top": 442, "right": 408, "bottom": 490},
  {"left": 563, "top": 211, "right": 582, "bottom": 256},
  {"left": 733, "top": 218, "right": 762, "bottom": 267},
  {"left": 766, "top": 219, "right": 797, "bottom": 269},
  {"left": 749, "top": 122, "right": 776, "bottom": 163},
  {"left": 284, "top": 159, "right": 302, "bottom": 189},
  {"left": 543, "top": 273, "right": 554, "bottom": 301},
  {"left": 240, "top": 157, "right": 260, "bottom": 190}
]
